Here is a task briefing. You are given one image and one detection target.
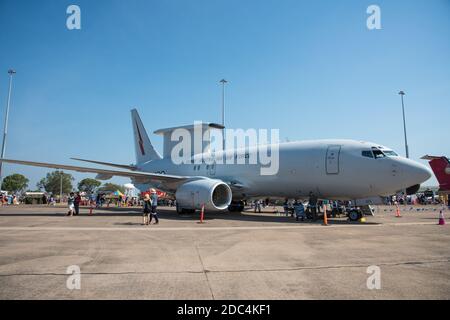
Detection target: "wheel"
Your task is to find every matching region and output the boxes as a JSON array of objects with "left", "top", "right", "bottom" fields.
[
  {"left": 348, "top": 209, "right": 361, "bottom": 221},
  {"left": 228, "top": 201, "right": 245, "bottom": 213}
]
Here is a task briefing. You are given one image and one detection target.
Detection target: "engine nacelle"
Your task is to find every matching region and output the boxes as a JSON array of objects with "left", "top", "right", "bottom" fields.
[
  {"left": 175, "top": 179, "right": 232, "bottom": 211},
  {"left": 406, "top": 184, "right": 421, "bottom": 195}
]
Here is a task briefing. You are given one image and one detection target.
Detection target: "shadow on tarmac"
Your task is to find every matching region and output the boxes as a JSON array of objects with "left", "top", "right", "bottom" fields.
[
  {"left": 155, "top": 209, "right": 380, "bottom": 226},
  {"left": 0, "top": 206, "right": 380, "bottom": 225}
]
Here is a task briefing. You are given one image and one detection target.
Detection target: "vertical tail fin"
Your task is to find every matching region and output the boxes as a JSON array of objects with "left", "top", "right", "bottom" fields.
[
  {"left": 131, "top": 109, "right": 162, "bottom": 164},
  {"left": 422, "top": 155, "right": 450, "bottom": 191}
]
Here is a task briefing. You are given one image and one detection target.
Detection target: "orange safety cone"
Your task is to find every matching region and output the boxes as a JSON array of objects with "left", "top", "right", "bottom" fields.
[
  {"left": 199, "top": 204, "right": 205, "bottom": 224},
  {"left": 395, "top": 205, "right": 402, "bottom": 218},
  {"left": 438, "top": 210, "right": 446, "bottom": 225},
  {"left": 323, "top": 204, "right": 328, "bottom": 226}
]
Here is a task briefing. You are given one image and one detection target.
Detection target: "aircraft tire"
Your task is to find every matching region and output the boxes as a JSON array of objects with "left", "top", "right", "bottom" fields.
[
  {"left": 348, "top": 210, "right": 360, "bottom": 222},
  {"left": 228, "top": 201, "right": 244, "bottom": 213}
]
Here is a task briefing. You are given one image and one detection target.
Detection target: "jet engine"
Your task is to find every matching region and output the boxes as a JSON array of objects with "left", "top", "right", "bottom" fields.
[
  {"left": 175, "top": 179, "right": 232, "bottom": 211},
  {"left": 406, "top": 184, "right": 421, "bottom": 195}
]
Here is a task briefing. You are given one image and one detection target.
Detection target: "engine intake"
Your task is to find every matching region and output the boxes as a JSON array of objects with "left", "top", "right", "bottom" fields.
[{"left": 175, "top": 179, "right": 232, "bottom": 211}]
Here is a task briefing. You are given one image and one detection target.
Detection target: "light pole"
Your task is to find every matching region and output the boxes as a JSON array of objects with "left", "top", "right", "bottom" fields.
[
  {"left": 60, "top": 171, "right": 63, "bottom": 203},
  {"left": 398, "top": 91, "right": 409, "bottom": 158},
  {"left": 219, "top": 79, "right": 227, "bottom": 150},
  {"left": 0, "top": 69, "right": 16, "bottom": 185}
]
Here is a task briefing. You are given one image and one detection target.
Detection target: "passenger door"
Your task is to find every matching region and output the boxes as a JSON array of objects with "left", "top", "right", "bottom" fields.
[{"left": 326, "top": 145, "right": 341, "bottom": 174}]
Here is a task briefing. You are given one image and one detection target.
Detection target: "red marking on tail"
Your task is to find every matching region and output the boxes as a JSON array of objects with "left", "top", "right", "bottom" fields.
[
  {"left": 135, "top": 120, "right": 146, "bottom": 156},
  {"left": 428, "top": 157, "right": 450, "bottom": 191}
]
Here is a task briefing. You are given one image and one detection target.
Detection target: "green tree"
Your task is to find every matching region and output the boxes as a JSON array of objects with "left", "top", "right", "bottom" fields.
[
  {"left": 98, "top": 183, "right": 125, "bottom": 194},
  {"left": 78, "top": 178, "right": 101, "bottom": 194},
  {"left": 1, "top": 174, "right": 29, "bottom": 193},
  {"left": 37, "top": 170, "right": 74, "bottom": 195}
]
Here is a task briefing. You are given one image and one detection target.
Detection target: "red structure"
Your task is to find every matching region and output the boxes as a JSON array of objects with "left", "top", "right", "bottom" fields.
[
  {"left": 422, "top": 155, "right": 450, "bottom": 192},
  {"left": 141, "top": 189, "right": 168, "bottom": 199}
]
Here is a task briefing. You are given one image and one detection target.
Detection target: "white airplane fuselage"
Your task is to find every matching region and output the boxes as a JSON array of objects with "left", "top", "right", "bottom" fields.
[
  {"left": 0, "top": 109, "right": 433, "bottom": 210},
  {"left": 133, "top": 139, "right": 432, "bottom": 201}
]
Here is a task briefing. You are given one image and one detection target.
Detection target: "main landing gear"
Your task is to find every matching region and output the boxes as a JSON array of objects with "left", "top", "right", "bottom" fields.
[{"left": 228, "top": 201, "right": 245, "bottom": 213}]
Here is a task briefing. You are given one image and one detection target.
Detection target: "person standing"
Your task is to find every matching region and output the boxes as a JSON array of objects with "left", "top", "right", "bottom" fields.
[
  {"left": 283, "top": 199, "right": 289, "bottom": 217},
  {"left": 294, "top": 200, "right": 306, "bottom": 221},
  {"left": 149, "top": 189, "right": 159, "bottom": 224},
  {"left": 254, "top": 199, "right": 262, "bottom": 213},
  {"left": 308, "top": 192, "right": 318, "bottom": 221},
  {"left": 67, "top": 192, "right": 75, "bottom": 216},
  {"left": 74, "top": 192, "right": 81, "bottom": 215},
  {"left": 96, "top": 194, "right": 101, "bottom": 208},
  {"left": 142, "top": 193, "right": 152, "bottom": 225}
]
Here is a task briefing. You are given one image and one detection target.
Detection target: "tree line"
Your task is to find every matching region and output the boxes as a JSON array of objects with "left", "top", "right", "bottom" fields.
[{"left": 1, "top": 171, "right": 125, "bottom": 195}]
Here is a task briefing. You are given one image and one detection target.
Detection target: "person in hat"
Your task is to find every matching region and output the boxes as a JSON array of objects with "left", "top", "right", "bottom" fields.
[
  {"left": 142, "top": 193, "right": 152, "bottom": 225},
  {"left": 149, "top": 189, "right": 159, "bottom": 225}
]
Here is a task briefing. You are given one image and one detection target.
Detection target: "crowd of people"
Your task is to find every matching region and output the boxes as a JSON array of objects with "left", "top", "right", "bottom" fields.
[
  {"left": 250, "top": 193, "right": 355, "bottom": 222},
  {"left": 249, "top": 190, "right": 450, "bottom": 223},
  {"left": 0, "top": 193, "right": 19, "bottom": 205},
  {"left": 62, "top": 189, "right": 162, "bottom": 225},
  {"left": 3, "top": 186, "right": 448, "bottom": 226},
  {"left": 388, "top": 193, "right": 444, "bottom": 205}
]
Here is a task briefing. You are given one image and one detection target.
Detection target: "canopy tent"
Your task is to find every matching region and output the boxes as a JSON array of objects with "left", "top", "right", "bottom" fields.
[{"left": 140, "top": 189, "right": 170, "bottom": 199}]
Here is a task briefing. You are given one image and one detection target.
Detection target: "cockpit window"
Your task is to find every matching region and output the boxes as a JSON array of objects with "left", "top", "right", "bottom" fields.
[
  {"left": 383, "top": 150, "right": 398, "bottom": 156},
  {"left": 361, "top": 150, "right": 374, "bottom": 158},
  {"left": 372, "top": 147, "right": 386, "bottom": 159}
]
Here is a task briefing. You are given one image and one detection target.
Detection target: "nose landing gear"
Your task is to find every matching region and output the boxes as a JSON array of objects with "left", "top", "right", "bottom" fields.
[{"left": 347, "top": 209, "right": 363, "bottom": 222}]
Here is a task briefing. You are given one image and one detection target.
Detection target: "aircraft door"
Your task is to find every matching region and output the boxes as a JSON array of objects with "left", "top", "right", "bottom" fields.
[{"left": 326, "top": 145, "right": 341, "bottom": 174}]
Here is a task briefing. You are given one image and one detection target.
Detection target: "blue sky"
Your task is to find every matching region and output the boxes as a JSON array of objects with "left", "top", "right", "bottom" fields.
[{"left": 0, "top": 0, "right": 449, "bottom": 189}]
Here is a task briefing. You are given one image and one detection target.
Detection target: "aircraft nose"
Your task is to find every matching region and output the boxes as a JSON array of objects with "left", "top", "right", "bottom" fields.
[{"left": 403, "top": 160, "right": 433, "bottom": 184}]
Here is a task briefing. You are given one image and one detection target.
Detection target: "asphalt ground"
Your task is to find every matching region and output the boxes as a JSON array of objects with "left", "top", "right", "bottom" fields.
[{"left": 0, "top": 204, "right": 448, "bottom": 299}]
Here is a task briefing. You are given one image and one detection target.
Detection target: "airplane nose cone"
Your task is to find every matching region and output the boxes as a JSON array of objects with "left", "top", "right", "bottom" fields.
[{"left": 404, "top": 160, "right": 433, "bottom": 184}]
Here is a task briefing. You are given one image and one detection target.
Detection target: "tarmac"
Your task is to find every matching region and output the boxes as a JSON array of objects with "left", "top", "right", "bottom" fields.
[{"left": 0, "top": 204, "right": 449, "bottom": 299}]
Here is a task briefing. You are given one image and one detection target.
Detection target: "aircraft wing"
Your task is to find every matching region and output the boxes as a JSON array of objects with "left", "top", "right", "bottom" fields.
[
  {"left": 70, "top": 157, "right": 137, "bottom": 170},
  {"left": 0, "top": 158, "right": 189, "bottom": 185}
]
